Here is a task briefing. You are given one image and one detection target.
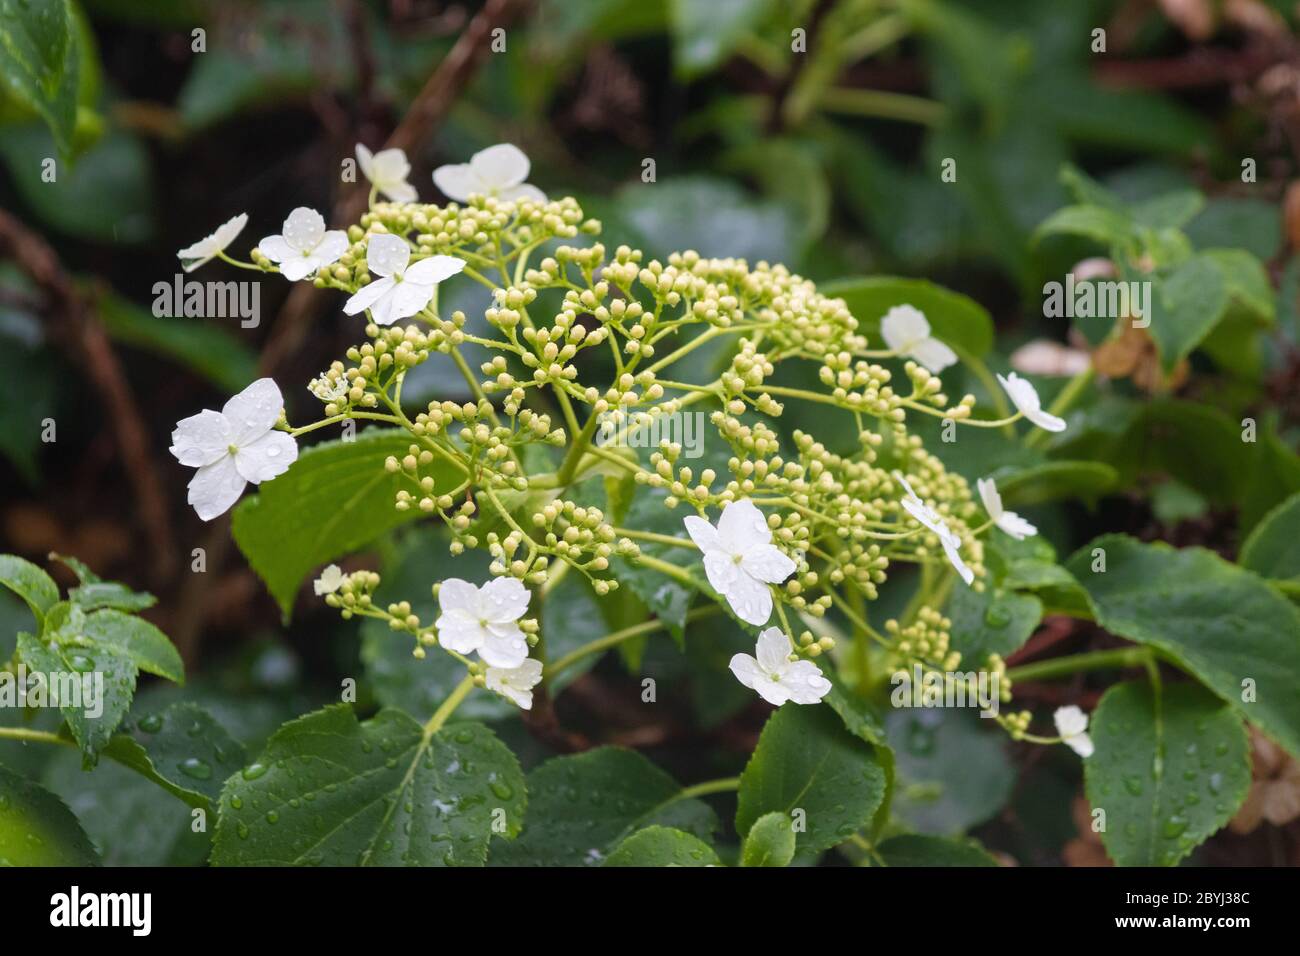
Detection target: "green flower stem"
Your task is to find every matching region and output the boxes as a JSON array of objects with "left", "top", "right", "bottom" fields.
[
  {"left": 677, "top": 776, "right": 741, "bottom": 799},
  {"left": 0, "top": 726, "right": 71, "bottom": 748},
  {"left": 899, "top": 400, "right": 1024, "bottom": 427},
  {"left": 544, "top": 604, "right": 723, "bottom": 678},
  {"left": 216, "top": 251, "right": 266, "bottom": 272},
  {"left": 634, "top": 553, "right": 700, "bottom": 588},
  {"left": 288, "top": 411, "right": 402, "bottom": 437},
  {"left": 1005, "top": 646, "right": 1154, "bottom": 683},
  {"left": 614, "top": 527, "right": 697, "bottom": 549},
  {"left": 556, "top": 401, "right": 601, "bottom": 486},
  {"left": 1024, "top": 367, "right": 1094, "bottom": 450},
  {"left": 952, "top": 344, "right": 1013, "bottom": 436},
  {"left": 817, "top": 87, "right": 947, "bottom": 126},
  {"left": 424, "top": 674, "right": 476, "bottom": 736}
]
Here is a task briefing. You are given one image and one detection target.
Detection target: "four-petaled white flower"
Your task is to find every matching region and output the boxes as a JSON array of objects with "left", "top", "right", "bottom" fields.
[
  {"left": 314, "top": 564, "right": 345, "bottom": 596},
  {"left": 880, "top": 304, "right": 957, "bottom": 373},
  {"left": 356, "top": 144, "right": 418, "bottom": 202},
  {"left": 894, "top": 471, "right": 974, "bottom": 586},
  {"left": 1054, "top": 705, "right": 1094, "bottom": 758},
  {"left": 308, "top": 374, "right": 347, "bottom": 404},
  {"left": 169, "top": 378, "right": 298, "bottom": 521},
  {"left": 433, "top": 143, "right": 546, "bottom": 204},
  {"left": 434, "top": 577, "right": 530, "bottom": 668},
  {"left": 729, "top": 627, "right": 831, "bottom": 706},
  {"left": 977, "top": 477, "right": 1037, "bottom": 540},
  {"left": 259, "top": 207, "right": 348, "bottom": 282},
  {"left": 343, "top": 234, "right": 465, "bottom": 326},
  {"left": 177, "top": 213, "right": 248, "bottom": 273},
  {"left": 684, "top": 498, "right": 796, "bottom": 626},
  {"left": 998, "top": 372, "right": 1066, "bottom": 433},
  {"left": 485, "top": 658, "right": 543, "bottom": 710}
]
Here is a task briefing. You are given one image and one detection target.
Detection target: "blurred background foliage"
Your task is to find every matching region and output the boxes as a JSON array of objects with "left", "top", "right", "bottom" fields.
[{"left": 3, "top": 0, "right": 1300, "bottom": 865}]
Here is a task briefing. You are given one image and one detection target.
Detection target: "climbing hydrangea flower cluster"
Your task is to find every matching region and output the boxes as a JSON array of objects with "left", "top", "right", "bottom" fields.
[{"left": 169, "top": 143, "right": 1080, "bottom": 753}]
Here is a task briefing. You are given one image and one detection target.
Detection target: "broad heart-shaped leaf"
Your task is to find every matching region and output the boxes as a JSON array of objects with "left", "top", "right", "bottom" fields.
[
  {"left": 212, "top": 705, "right": 525, "bottom": 866},
  {"left": 874, "top": 834, "right": 998, "bottom": 867},
  {"left": 232, "top": 429, "right": 461, "bottom": 618},
  {"left": 0, "top": 762, "right": 98, "bottom": 865},
  {"left": 101, "top": 702, "right": 247, "bottom": 809},
  {"left": 1085, "top": 682, "right": 1250, "bottom": 866},
  {"left": 1239, "top": 491, "right": 1300, "bottom": 586},
  {"left": 491, "top": 747, "right": 717, "bottom": 866},
  {"left": 0, "top": 553, "right": 59, "bottom": 627},
  {"left": 16, "top": 630, "right": 136, "bottom": 766},
  {"left": 736, "top": 704, "right": 888, "bottom": 855},
  {"left": 1145, "top": 253, "right": 1230, "bottom": 373},
  {"left": 1066, "top": 535, "right": 1300, "bottom": 756},
  {"left": 821, "top": 276, "right": 994, "bottom": 357},
  {"left": 0, "top": 0, "right": 79, "bottom": 156},
  {"left": 603, "top": 826, "right": 721, "bottom": 867},
  {"left": 740, "top": 811, "right": 796, "bottom": 867}
]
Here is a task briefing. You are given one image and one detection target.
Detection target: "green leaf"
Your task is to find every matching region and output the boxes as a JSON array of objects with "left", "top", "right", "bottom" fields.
[
  {"left": 232, "top": 429, "right": 461, "bottom": 618},
  {"left": 100, "top": 702, "right": 247, "bottom": 809},
  {"left": 607, "top": 488, "right": 698, "bottom": 640},
  {"left": 1147, "top": 254, "right": 1230, "bottom": 372},
  {"left": 875, "top": 833, "right": 998, "bottom": 867},
  {"left": 604, "top": 826, "right": 721, "bottom": 866},
  {"left": 0, "top": 762, "right": 98, "bottom": 865},
  {"left": 994, "top": 460, "right": 1117, "bottom": 507},
  {"left": 0, "top": 553, "right": 59, "bottom": 627},
  {"left": 886, "top": 709, "right": 1014, "bottom": 835},
  {"left": 1239, "top": 491, "right": 1300, "bottom": 586},
  {"left": 65, "top": 605, "right": 183, "bottom": 683},
  {"left": 1085, "top": 682, "right": 1250, "bottom": 866},
  {"left": 1131, "top": 190, "right": 1204, "bottom": 231},
  {"left": 212, "top": 705, "right": 525, "bottom": 866},
  {"left": 983, "top": 532, "right": 1094, "bottom": 619},
  {"left": 0, "top": 313, "right": 56, "bottom": 484},
  {"left": 0, "top": 0, "right": 78, "bottom": 156},
  {"left": 740, "top": 810, "right": 795, "bottom": 866},
  {"left": 50, "top": 552, "right": 156, "bottom": 612},
  {"left": 671, "top": 0, "right": 772, "bottom": 78},
  {"left": 946, "top": 582, "right": 1041, "bottom": 664},
  {"left": 736, "top": 704, "right": 887, "bottom": 855},
  {"left": 492, "top": 747, "right": 717, "bottom": 866},
  {"left": 98, "top": 291, "right": 258, "bottom": 394},
  {"left": 16, "top": 629, "right": 136, "bottom": 765},
  {"left": 1034, "top": 204, "right": 1134, "bottom": 248},
  {"left": 1067, "top": 535, "right": 1300, "bottom": 756},
  {"left": 822, "top": 276, "right": 994, "bottom": 358}
]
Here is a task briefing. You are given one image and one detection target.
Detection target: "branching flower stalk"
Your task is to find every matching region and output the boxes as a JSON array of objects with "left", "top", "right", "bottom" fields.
[{"left": 171, "top": 144, "right": 1085, "bottom": 753}]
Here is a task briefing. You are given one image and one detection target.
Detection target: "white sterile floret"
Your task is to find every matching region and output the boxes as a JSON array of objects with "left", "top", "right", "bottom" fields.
[
  {"left": 683, "top": 498, "right": 797, "bottom": 626},
  {"left": 977, "top": 477, "right": 1037, "bottom": 540},
  {"left": 343, "top": 234, "right": 465, "bottom": 326},
  {"left": 314, "top": 564, "right": 345, "bottom": 596},
  {"left": 485, "top": 658, "right": 543, "bottom": 710},
  {"left": 356, "top": 143, "right": 418, "bottom": 202},
  {"left": 259, "top": 207, "right": 348, "bottom": 281},
  {"left": 894, "top": 471, "right": 974, "bottom": 585},
  {"left": 177, "top": 213, "right": 248, "bottom": 273},
  {"left": 998, "top": 372, "right": 1067, "bottom": 433},
  {"left": 434, "top": 577, "right": 531, "bottom": 668},
  {"left": 169, "top": 378, "right": 298, "bottom": 520},
  {"left": 729, "top": 627, "right": 831, "bottom": 706},
  {"left": 433, "top": 143, "right": 546, "bottom": 203},
  {"left": 879, "top": 304, "right": 957, "bottom": 373},
  {"left": 1054, "top": 705, "right": 1094, "bottom": 758}
]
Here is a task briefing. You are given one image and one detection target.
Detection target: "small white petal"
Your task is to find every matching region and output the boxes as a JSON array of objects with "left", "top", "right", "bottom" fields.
[
  {"left": 722, "top": 570, "right": 773, "bottom": 627},
  {"left": 278, "top": 255, "right": 320, "bottom": 283},
  {"left": 281, "top": 207, "right": 326, "bottom": 252},
  {"left": 977, "top": 477, "right": 1004, "bottom": 521},
  {"left": 880, "top": 304, "right": 930, "bottom": 353},
  {"left": 729, "top": 652, "right": 767, "bottom": 693},
  {"left": 178, "top": 213, "right": 248, "bottom": 271},
  {"left": 343, "top": 276, "right": 396, "bottom": 319},
  {"left": 403, "top": 254, "right": 466, "bottom": 286},
  {"left": 909, "top": 336, "right": 958, "bottom": 374},
  {"left": 170, "top": 409, "right": 232, "bottom": 467},
  {"left": 942, "top": 534, "right": 975, "bottom": 586},
  {"left": 480, "top": 623, "right": 529, "bottom": 669},
  {"left": 479, "top": 576, "right": 530, "bottom": 623},
  {"left": 683, "top": 515, "right": 721, "bottom": 553},
  {"left": 389, "top": 280, "right": 436, "bottom": 321},
  {"left": 717, "top": 498, "right": 772, "bottom": 551},
  {"left": 222, "top": 378, "right": 284, "bottom": 446},
  {"left": 314, "top": 564, "right": 345, "bottom": 595},
  {"left": 701, "top": 550, "right": 742, "bottom": 599},
  {"left": 432, "top": 163, "right": 481, "bottom": 202},
  {"left": 437, "top": 579, "right": 482, "bottom": 615},
  {"left": 755, "top": 627, "right": 792, "bottom": 673},
  {"left": 364, "top": 234, "right": 410, "bottom": 278},
  {"left": 498, "top": 183, "right": 547, "bottom": 203},
  {"left": 741, "top": 544, "right": 796, "bottom": 584},
  {"left": 187, "top": 454, "right": 246, "bottom": 521},
  {"left": 234, "top": 430, "right": 297, "bottom": 484},
  {"left": 1054, "top": 705, "right": 1089, "bottom": 738},
  {"left": 996, "top": 511, "right": 1038, "bottom": 540},
  {"left": 998, "top": 372, "right": 1067, "bottom": 433},
  {"left": 436, "top": 613, "right": 484, "bottom": 656},
  {"left": 258, "top": 235, "right": 295, "bottom": 264},
  {"left": 470, "top": 143, "right": 530, "bottom": 188},
  {"left": 779, "top": 660, "right": 833, "bottom": 705},
  {"left": 1064, "top": 732, "right": 1094, "bottom": 759},
  {"left": 485, "top": 658, "right": 542, "bottom": 709}
]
